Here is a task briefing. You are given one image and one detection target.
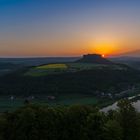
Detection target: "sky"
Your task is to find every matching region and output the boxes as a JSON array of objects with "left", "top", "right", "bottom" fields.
[{"left": 0, "top": 0, "right": 140, "bottom": 57}]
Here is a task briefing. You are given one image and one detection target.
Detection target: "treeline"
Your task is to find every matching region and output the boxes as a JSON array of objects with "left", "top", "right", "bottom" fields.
[
  {"left": 0, "top": 99, "right": 140, "bottom": 140},
  {"left": 0, "top": 69, "right": 140, "bottom": 96}
]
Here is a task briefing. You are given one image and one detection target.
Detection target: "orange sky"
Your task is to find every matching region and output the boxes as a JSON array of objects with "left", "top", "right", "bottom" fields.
[
  {"left": 0, "top": 0, "right": 140, "bottom": 57},
  {"left": 0, "top": 30, "right": 139, "bottom": 57}
]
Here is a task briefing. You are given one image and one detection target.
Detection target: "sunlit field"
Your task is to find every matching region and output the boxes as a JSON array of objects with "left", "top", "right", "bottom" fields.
[
  {"left": 25, "top": 63, "right": 68, "bottom": 76},
  {"left": 36, "top": 63, "right": 68, "bottom": 69}
]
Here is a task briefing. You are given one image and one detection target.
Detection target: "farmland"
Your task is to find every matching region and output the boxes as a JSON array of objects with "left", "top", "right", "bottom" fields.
[
  {"left": 0, "top": 94, "right": 111, "bottom": 112},
  {"left": 25, "top": 63, "right": 68, "bottom": 76},
  {"left": 36, "top": 63, "right": 68, "bottom": 69}
]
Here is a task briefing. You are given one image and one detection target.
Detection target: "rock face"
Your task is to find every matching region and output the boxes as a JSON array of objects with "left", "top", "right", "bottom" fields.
[{"left": 77, "top": 54, "right": 113, "bottom": 64}]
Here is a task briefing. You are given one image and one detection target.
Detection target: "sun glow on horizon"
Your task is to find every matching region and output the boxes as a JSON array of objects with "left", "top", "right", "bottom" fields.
[{"left": 88, "top": 39, "right": 121, "bottom": 56}]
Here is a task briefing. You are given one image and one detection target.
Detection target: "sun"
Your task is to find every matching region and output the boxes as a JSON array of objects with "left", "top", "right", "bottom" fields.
[{"left": 102, "top": 54, "right": 105, "bottom": 58}]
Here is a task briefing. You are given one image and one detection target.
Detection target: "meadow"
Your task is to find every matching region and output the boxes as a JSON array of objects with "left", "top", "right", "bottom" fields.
[
  {"left": 0, "top": 94, "right": 107, "bottom": 112},
  {"left": 36, "top": 63, "right": 68, "bottom": 69},
  {"left": 25, "top": 63, "right": 68, "bottom": 76}
]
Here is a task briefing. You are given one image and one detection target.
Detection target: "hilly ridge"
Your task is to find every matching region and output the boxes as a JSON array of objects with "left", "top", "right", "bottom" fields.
[
  {"left": 24, "top": 54, "right": 127, "bottom": 77},
  {"left": 117, "top": 49, "right": 140, "bottom": 57}
]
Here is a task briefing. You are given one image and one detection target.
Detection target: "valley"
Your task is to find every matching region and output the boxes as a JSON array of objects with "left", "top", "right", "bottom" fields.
[{"left": 0, "top": 54, "right": 140, "bottom": 111}]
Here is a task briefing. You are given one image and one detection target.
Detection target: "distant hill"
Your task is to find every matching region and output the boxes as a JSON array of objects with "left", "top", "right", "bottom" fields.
[
  {"left": 0, "top": 57, "right": 79, "bottom": 66},
  {"left": 118, "top": 49, "right": 140, "bottom": 57},
  {"left": 76, "top": 54, "right": 113, "bottom": 64},
  {"left": 0, "top": 57, "right": 79, "bottom": 76},
  {"left": 0, "top": 62, "right": 23, "bottom": 76},
  {"left": 110, "top": 56, "right": 140, "bottom": 70},
  {"left": 21, "top": 54, "right": 125, "bottom": 77}
]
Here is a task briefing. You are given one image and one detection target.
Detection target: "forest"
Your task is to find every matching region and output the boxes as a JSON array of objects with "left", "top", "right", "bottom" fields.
[
  {"left": 1, "top": 67, "right": 140, "bottom": 96},
  {"left": 0, "top": 99, "right": 139, "bottom": 140}
]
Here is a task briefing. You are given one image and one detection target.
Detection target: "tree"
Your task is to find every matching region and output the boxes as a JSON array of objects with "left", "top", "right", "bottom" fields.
[
  {"left": 103, "top": 120, "right": 122, "bottom": 140},
  {"left": 86, "top": 112, "right": 105, "bottom": 140},
  {"left": 117, "top": 99, "right": 140, "bottom": 140}
]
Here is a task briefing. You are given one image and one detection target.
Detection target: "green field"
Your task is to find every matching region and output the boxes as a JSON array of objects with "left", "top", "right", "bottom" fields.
[
  {"left": 68, "top": 63, "right": 107, "bottom": 70},
  {"left": 36, "top": 63, "right": 68, "bottom": 69},
  {"left": 53, "top": 94, "right": 99, "bottom": 105},
  {"left": 25, "top": 63, "right": 68, "bottom": 76},
  {"left": 0, "top": 94, "right": 109, "bottom": 112}
]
